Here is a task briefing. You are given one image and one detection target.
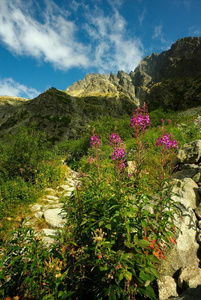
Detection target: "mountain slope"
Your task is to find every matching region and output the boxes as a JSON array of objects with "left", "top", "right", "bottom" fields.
[{"left": 0, "top": 36, "right": 201, "bottom": 141}]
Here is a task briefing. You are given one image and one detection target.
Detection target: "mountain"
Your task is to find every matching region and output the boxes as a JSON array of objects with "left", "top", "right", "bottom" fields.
[
  {"left": 131, "top": 37, "right": 201, "bottom": 110},
  {"left": 0, "top": 37, "right": 201, "bottom": 141},
  {"left": 0, "top": 87, "right": 136, "bottom": 142}
]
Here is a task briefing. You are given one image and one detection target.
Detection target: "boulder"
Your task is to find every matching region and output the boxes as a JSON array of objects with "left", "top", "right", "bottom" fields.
[
  {"left": 177, "top": 140, "right": 201, "bottom": 164},
  {"left": 44, "top": 208, "right": 67, "bottom": 228},
  {"left": 178, "top": 266, "right": 201, "bottom": 290},
  {"left": 157, "top": 276, "right": 178, "bottom": 300},
  {"left": 159, "top": 178, "right": 200, "bottom": 277}
]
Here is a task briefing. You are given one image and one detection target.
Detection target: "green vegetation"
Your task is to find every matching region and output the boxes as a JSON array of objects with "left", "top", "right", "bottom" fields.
[
  {"left": 0, "top": 126, "right": 67, "bottom": 241},
  {"left": 0, "top": 106, "right": 200, "bottom": 299}
]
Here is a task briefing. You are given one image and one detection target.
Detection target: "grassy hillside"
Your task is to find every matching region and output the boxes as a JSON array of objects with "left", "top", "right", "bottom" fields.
[{"left": 0, "top": 105, "right": 200, "bottom": 299}]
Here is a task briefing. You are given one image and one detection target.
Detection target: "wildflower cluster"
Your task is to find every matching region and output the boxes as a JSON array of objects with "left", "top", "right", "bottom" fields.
[
  {"left": 109, "top": 133, "right": 121, "bottom": 146},
  {"left": 110, "top": 132, "right": 126, "bottom": 171},
  {"left": 156, "top": 134, "right": 178, "bottom": 149},
  {"left": 90, "top": 135, "right": 101, "bottom": 148},
  {"left": 130, "top": 103, "right": 150, "bottom": 134}
]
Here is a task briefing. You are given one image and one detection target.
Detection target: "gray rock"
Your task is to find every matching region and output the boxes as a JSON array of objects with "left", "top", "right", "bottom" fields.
[
  {"left": 41, "top": 228, "right": 59, "bottom": 236},
  {"left": 30, "top": 204, "right": 42, "bottom": 212},
  {"left": 45, "top": 195, "right": 60, "bottom": 201},
  {"left": 159, "top": 178, "right": 200, "bottom": 277},
  {"left": 177, "top": 140, "right": 201, "bottom": 164},
  {"left": 44, "top": 208, "right": 67, "bottom": 228},
  {"left": 63, "top": 192, "right": 72, "bottom": 197},
  {"left": 171, "top": 286, "right": 201, "bottom": 299},
  {"left": 178, "top": 266, "right": 201, "bottom": 290},
  {"left": 195, "top": 203, "right": 201, "bottom": 219},
  {"left": 197, "top": 220, "right": 201, "bottom": 229},
  {"left": 34, "top": 211, "right": 44, "bottom": 218},
  {"left": 157, "top": 276, "right": 178, "bottom": 300},
  {"left": 196, "top": 232, "right": 201, "bottom": 244},
  {"left": 41, "top": 236, "right": 56, "bottom": 245}
]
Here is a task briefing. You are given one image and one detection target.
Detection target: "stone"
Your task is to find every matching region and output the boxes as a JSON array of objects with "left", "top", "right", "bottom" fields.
[
  {"left": 30, "top": 204, "right": 42, "bottom": 212},
  {"left": 171, "top": 286, "right": 201, "bottom": 299},
  {"left": 196, "top": 232, "right": 201, "bottom": 244},
  {"left": 195, "top": 203, "right": 201, "bottom": 219},
  {"left": 192, "top": 172, "right": 201, "bottom": 183},
  {"left": 34, "top": 211, "right": 44, "bottom": 218},
  {"left": 58, "top": 185, "right": 75, "bottom": 192},
  {"left": 45, "top": 195, "right": 60, "bottom": 201},
  {"left": 159, "top": 178, "right": 200, "bottom": 277},
  {"left": 175, "top": 169, "right": 198, "bottom": 181},
  {"left": 40, "top": 228, "right": 59, "bottom": 237},
  {"left": 177, "top": 140, "right": 201, "bottom": 164},
  {"left": 157, "top": 276, "right": 178, "bottom": 300},
  {"left": 44, "top": 208, "right": 67, "bottom": 228},
  {"left": 178, "top": 266, "right": 201, "bottom": 290},
  {"left": 171, "top": 178, "right": 200, "bottom": 209},
  {"left": 41, "top": 236, "right": 56, "bottom": 245},
  {"left": 63, "top": 192, "right": 72, "bottom": 197},
  {"left": 197, "top": 220, "right": 201, "bottom": 229}
]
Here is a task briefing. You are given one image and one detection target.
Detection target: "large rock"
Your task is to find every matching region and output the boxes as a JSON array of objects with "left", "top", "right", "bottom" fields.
[
  {"left": 157, "top": 276, "right": 178, "bottom": 300},
  {"left": 159, "top": 178, "right": 200, "bottom": 277},
  {"left": 171, "top": 285, "right": 201, "bottom": 300},
  {"left": 44, "top": 208, "right": 67, "bottom": 228},
  {"left": 178, "top": 266, "right": 201, "bottom": 290},
  {"left": 177, "top": 140, "right": 201, "bottom": 164}
]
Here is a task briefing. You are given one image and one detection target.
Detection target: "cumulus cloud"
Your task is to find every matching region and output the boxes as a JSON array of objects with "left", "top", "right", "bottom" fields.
[
  {"left": 0, "top": 78, "right": 40, "bottom": 98},
  {"left": 84, "top": 6, "right": 144, "bottom": 72},
  {"left": 0, "top": 0, "right": 90, "bottom": 70},
  {"left": 0, "top": 0, "right": 144, "bottom": 74}
]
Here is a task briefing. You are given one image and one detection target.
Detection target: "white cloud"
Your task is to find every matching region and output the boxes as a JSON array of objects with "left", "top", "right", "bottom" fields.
[
  {"left": 138, "top": 8, "right": 146, "bottom": 26},
  {"left": 173, "top": 0, "right": 191, "bottom": 11},
  {"left": 0, "top": 0, "right": 143, "bottom": 72},
  {"left": 152, "top": 24, "right": 172, "bottom": 50},
  {"left": 0, "top": 0, "right": 144, "bottom": 74},
  {"left": 0, "top": 0, "right": 90, "bottom": 70},
  {"left": 0, "top": 78, "right": 40, "bottom": 98},
  {"left": 189, "top": 25, "right": 200, "bottom": 36},
  {"left": 84, "top": 6, "right": 144, "bottom": 72}
]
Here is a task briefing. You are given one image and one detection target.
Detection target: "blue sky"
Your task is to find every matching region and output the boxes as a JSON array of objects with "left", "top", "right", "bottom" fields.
[{"left": 0, "top": 0, "right": 200, "bottom": 98}]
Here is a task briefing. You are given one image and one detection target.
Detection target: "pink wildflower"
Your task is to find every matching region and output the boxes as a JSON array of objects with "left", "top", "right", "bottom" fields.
[
  {"left": 130, "top": 103, "right": 150, "bottom": 134},
  {"left": 90, "top": 135, "right": 101, "bottom": 148},
  {"left": 156, "top": 134, "right": 178, "bottom": 150}
]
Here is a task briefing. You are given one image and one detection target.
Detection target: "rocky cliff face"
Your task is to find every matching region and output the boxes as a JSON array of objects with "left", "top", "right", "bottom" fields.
[
  {"left": 66, "top": 37, "right": 201, "bottom": 111},
  {"left": 131, "top": 37, "right": 201, "bottom": 109},
  {"left": 0, "top": 37, "right": 201, "bottom": 140}
]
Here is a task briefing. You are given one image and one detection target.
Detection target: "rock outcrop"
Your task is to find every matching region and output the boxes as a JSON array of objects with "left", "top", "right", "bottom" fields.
[{"left": 158, "top": 140, "right": 201, "bottom": 299}]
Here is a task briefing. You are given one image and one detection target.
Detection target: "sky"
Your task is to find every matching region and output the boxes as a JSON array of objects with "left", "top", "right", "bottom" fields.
[{"left": 0, "top": 0, "right": 201, "bottom": 99}]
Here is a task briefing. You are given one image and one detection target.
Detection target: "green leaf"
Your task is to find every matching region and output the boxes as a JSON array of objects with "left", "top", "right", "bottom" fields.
[
  {"left": 80, "top": 219, "right": 88, "bottom": 226},
  {"left": 105, "top": 224, "right": 111, "bottom": 230},
  {"left": 100, "top": 265, "right": 108, "bottom": 271},
  {"left": 42, "top": 295, "right": 54, "bottom": 300},
  {"left": 99, "top": 220, "right": 105, "bottom": 227},
  {"left": 124, "top": 271, "right": 132, "bottom": 281},
  {"left": 137, "top": 239, "right": 150, "bottom": 248}
]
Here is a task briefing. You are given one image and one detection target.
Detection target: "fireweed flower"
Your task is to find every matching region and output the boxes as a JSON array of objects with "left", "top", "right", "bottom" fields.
[
  {"left": 156, "top": 134, "right": 178, "bottom": 150},
  {"left": 110, "top": 132, "right": 126, "bottom": 170},
  {"left": 109, "top": 133, "right": 121, "bottom": 146},
  {"left": 90, "top": 135, "right": 101, "bottom": 148},
  {"left": 130, "top": 103, "right": 150, "bottom": 134}
]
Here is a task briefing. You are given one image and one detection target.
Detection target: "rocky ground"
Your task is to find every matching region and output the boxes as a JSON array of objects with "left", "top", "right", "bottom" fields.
[{"left": 26, "top": 167, "right": 80, "bottom": 245}]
